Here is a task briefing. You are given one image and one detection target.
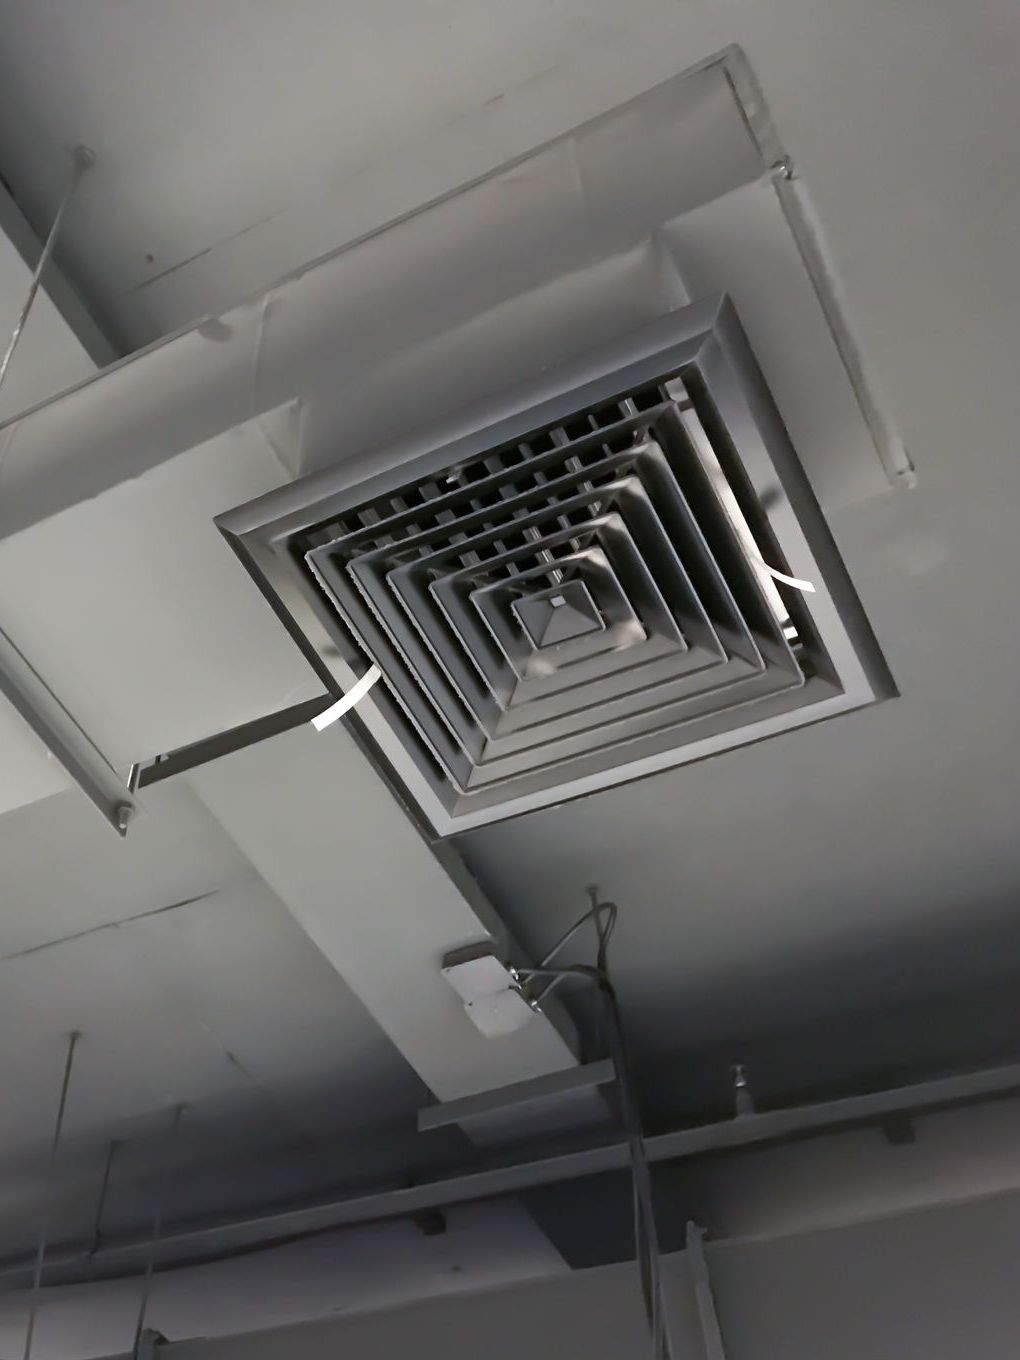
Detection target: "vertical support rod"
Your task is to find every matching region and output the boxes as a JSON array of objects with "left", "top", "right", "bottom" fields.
[
  {"left": 88, "top": 1140, "right": 120, "bottom": 1260},
  {"left": 0, "top": 145, "right": 94, "bottom": 397},
  {"left": 132, "top": 1106, "right": 185, "bottom": 1357},
  {"left": 686, "top": 1222, "right": 727, "bottom": 1360},
  {"left": 135, "top": 1330, "right": 166, "bottom": 1359},
  {"left": 22, "top": 1031, "right": 80, "bottom": 1360}
]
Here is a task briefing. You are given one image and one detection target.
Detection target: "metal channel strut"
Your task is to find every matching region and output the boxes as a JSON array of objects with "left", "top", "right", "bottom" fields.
[
  {"left": 2, "top": 1058, "right": 1018, "bottom": 1287},
  {"left": 0, "top": 146, "right": 136, "bottom": 835}
]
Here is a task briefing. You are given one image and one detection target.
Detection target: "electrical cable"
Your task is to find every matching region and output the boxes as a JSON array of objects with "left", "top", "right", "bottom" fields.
[
  {"left": 537, "top": 895, "right": 613, "bottom": 969},
  {"left": 531, "top": 896, "right": 617, "bottom": 1003},
  {"left": 519, "top": 901, "right": 671, "bottom": 1360}
]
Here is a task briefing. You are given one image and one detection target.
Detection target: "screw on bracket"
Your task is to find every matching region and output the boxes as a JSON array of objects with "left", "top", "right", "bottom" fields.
[
  {"left": 135, "top": 1330, "right": 167, "bottom": 1360},
  {"left": 731, "top": 1063, "right": 756, "bottom": 1117}
]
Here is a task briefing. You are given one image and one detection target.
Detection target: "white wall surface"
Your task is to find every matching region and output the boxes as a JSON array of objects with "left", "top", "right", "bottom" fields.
[{"left": 144, "top": 1187, "right": 1020, "bottom": 1360}]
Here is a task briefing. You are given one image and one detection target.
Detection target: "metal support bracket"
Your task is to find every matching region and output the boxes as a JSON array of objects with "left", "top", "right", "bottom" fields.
[
  {"left": 134, "top": 1330, "right": 166, "bottom": 1360},
  {"left": 3, "top": 1054, "right": 1018, "bottom": 1287},
  {"left": 718, "top": 44, "right": 915, "bottom": 489},
  {"left": 418, "top": 1058, "right": 615, "bottom": 1141},
  {"left": 0, "top": 625, "right": 135, "bottom": 834},
  {"left": 0, "top": 146, "right": 135, "bottom": 834},
  {"left": 686, "top": 1222, "right": 727, "bottom": 1360}
]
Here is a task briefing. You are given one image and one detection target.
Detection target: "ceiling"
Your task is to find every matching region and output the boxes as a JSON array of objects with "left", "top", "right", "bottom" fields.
[
  {"left": 0, "top": 781, "right": 430, "bottom": 1261},
  {"left": 0, "top": 0, "right": 1018, "bottom": 1349}
]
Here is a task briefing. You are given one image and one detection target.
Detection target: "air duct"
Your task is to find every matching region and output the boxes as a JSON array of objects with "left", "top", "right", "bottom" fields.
[{"left": 0, "top": 50, "right": 900, "bottom": 822}]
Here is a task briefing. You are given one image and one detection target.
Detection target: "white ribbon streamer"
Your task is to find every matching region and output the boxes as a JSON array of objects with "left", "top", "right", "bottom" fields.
[
  {"left": 311, "top": 664, "right": 383, "bottom": 731},
  {"left": 761, "top": 562, "right": 816, "bottom": 593}
]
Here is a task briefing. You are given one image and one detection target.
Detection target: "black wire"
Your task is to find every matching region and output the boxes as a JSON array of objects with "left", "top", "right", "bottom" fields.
[
  {"left": 604, "top": 983, "right": 668, "bottom": 1360},
  {"left": 538, "top": 899, "right": 618, "bottom": 970},
  {"left": 518, "top": 900, "right": 670, "bottom": 1360}
]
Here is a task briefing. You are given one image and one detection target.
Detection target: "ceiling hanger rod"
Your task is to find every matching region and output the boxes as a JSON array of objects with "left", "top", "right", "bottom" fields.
[
  {"left": 21, "top": 1032, "right": 80, "bottom": 1360},
  {"left": 0, "top": 145, "right": 94, "bottom": 398}
]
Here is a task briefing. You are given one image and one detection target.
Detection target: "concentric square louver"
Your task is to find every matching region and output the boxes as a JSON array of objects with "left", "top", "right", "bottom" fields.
[{"left": 219, "top": 297, "right": 890, "bottom": 835}]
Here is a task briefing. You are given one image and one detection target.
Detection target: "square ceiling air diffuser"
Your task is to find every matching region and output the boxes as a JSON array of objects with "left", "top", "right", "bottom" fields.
[{"left": 218, "top": 297, "right": 891, "bottom": 836}]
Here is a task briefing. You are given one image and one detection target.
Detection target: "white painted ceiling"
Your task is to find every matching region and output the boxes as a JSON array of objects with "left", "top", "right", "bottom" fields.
[
  {"left": 0, "top": 0, "right": 1018, "bottom": 1340},
  {"left": 0, "top": 781, "right": 429, "bottom": 1261}
]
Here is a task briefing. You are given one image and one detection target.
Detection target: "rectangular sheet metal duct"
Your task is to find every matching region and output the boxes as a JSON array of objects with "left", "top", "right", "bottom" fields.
[
  {"left": 187, "top": 723, "right": 587, "bottom": 1104},
  {"left": 0, "top": 49, "right": 902, "bottom": 824}
]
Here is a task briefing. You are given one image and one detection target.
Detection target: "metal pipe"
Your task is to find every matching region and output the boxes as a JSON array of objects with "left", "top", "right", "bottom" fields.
[
  {"left": 0, "top": 147, "right": 94, "bottom": 397},
  {"left": 2, "top": 1058, "right": 1019, "bottom": 1290}
]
